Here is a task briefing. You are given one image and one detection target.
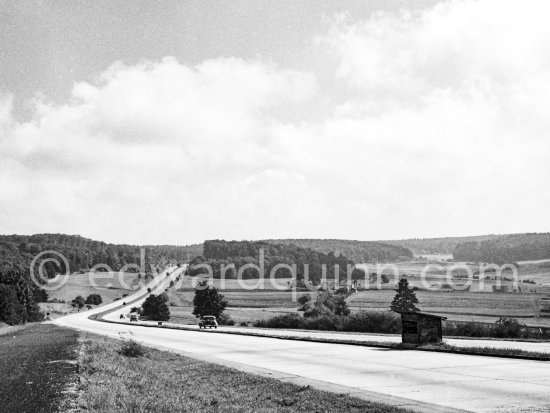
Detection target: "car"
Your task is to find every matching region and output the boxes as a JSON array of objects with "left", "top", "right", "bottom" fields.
[
  {"left": 198, "top": 315, "right": 218, "bottom": 329},
  {"left": 130, "top": 314, "right": 138, "bottom": 322}
]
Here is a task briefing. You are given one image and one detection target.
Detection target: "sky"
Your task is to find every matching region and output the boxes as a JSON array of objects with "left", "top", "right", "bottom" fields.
[{"left": 0, "top": 0, "right": 549, "bottom": 245}]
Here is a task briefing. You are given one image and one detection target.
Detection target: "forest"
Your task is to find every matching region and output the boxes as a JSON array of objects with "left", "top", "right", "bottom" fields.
[
  {"left": 453, "top": 233, "right": 550, "bottom": 263},
  {"left": 382, "top": 234, "right": 502, "bottom": 254},
  {"left": 0, "top": 233, "right": 199, "bottom": 325},
  {"left": 190, "top": 239, "right": 366, "bottom": 282},
  {"left": 264, "top": 239, "right": 412, "bottom": 263},
  {"left": 0, "top": 234, "right": 201, "bottom": 276}
]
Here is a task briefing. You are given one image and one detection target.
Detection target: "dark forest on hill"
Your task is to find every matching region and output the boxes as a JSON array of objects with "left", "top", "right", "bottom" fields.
[
  {"left": 189, "top": 239, "right": 366, "bottom": 282},
  {"left": 453, "top": 233, "right": 550, "bottom": 263}
]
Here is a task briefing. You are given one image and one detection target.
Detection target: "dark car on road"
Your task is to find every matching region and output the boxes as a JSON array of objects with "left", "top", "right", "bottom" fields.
[{"left": 198, "top": 315, "right": 218, "bottom": 329}]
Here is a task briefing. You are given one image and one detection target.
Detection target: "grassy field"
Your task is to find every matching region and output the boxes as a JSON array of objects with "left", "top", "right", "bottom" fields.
[
  {"left": 347, "top": 289, "right": 550, "bottom": 327},
  {"left": 177, "top": 277, "right": 295, "bottom": 291},
  {"left": 168, "top": 305, "right": 299, "bottom": 325},
  {"left": 46, "top": 271, "right": 143, "bottom": 303},
  {"left": 165, "top": 268, "right": 550, "bottom": 327},
  {"left": 79, "top": 332, "right": 413, "bottom": 413},
  {"left": 0, "top": 323, "right": 80, "bottom": 413},
  {"left": 171, "top": 289, "right": 299, "bottom": 308},
  {"left": 348, "top": 290, "right": 540, "bottom": 312}
]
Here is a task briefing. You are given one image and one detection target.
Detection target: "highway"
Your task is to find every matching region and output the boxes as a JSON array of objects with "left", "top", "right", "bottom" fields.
[{"left": 54, "top": 268, "right": 550, "bottom": 413}]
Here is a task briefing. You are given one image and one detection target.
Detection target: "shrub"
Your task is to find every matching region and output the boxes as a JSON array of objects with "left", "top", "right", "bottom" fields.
[
  {"left": 304, "top": 314, "right": 342, "bottom": 331},
  {"left": 254, "top": 311, "right": 401, "bottom": 334},
  {"left": 342, "top": 311, "right": 401, "bottom": 334},
  {"left": 494, "top": 317, "right": 525, "bottom": 338},
  {"left": 297, "top": 294, "right": 312, "bottom": 307},
  {"left": 119, "top": 339, "right": 145, "bottom": 358},
  {"left": 218, "top": 313, "right": 235, "bottom": 326},
  {"left": 71, "top": 295, "right": 86, "bottom": 309},
  {"left": 443, "top": 318, "right": 537, "bottom": 339},
  {"left": 254, "top": 314, "right": 306, "bottom": 329},
  {"left": 333, "top": 294, "right": 350, "bottom": 316},
  {"left": 85, "top": 294, "right": 103, "bottom": 305}
]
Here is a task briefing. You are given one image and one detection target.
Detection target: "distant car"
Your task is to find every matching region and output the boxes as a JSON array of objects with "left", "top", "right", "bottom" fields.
[
  {"left": 130, "top": 314, "right": 138, "bottom": 322},
  {"left": 199, "top": 315, "right": 218, "bottom": 329}
]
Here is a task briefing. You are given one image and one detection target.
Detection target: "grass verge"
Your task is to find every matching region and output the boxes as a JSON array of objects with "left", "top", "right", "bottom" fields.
[
  {"left": 0, "top": 323, "right": 80, "bottom": 413},
  {"left": 78, "top": 332, "right": 413, "bottom": 413}
]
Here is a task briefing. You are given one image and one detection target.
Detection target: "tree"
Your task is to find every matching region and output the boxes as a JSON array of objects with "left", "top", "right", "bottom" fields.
[
  {"left": 192, "top": 281, "right": 227, "bottom": 318},
  {"left": 390, "top": 279, "right": 419, "bottom": 313},
  {"left": 85, "top": 294, "right": 103, "bottom": 305},
  {"left": 0, "top": 284, "right": 25, "bottom": 325},
  {"left": 141, "top": 294, "right": 170, "bottom": 321},
  {"left": 71, "top": 295, "right": 86, "bottom": 309},
  {"left": 333, "top": 294, "right": 350, "bottom": 316}
]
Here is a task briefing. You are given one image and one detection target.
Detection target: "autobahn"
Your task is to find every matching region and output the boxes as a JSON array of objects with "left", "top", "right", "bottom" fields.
[{"left": 54, "top": 267, "right": 550, "bottom": 413}]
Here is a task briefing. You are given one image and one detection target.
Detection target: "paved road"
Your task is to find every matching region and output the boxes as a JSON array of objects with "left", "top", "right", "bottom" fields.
[{"left": 55, "top": 269, "right": 550, "bottom": 413}]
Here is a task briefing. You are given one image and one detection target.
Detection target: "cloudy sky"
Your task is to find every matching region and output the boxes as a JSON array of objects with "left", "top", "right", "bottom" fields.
[{"left": 1, "top": 0, "right": 549, "bottom": 245}]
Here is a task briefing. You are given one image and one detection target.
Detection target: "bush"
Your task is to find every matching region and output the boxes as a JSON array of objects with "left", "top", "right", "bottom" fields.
[
  {"left": 218, "top": 313, "right": 235, "bottom": 326},
  {"left": 494, "top": 317, "right": 524, "bottom": 338},
  {"left": 254, "top": 314, "right": 306, "bottom": 329},
  {"left": 443, "top": 318, "right": 542, "bottom": 339},
  {"left": 254, "top": 311, "right": 401, "bottom": 334},
  {"left": 119, "top": 339, "right": 145, "bottom": 358},
  {"left": 71, "top": 295, "right": 86, "bottom": 309},
  {"left": 304, "top": 314, "right": 342, "bottom": 331},
  {"left": 444, "top": 321, "right": 489, "bottom": 337},
  {"left": 85, "top": 294, "right": 103, "bottom": 305},
  {"left": 297, "top": 294, "right": 311, "bottom": 307},
  {"left": 342, "top": 311, "right": 401, "bottom": 334}
]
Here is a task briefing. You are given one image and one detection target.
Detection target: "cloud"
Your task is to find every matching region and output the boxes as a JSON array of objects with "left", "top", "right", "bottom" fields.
[
  {"left": 0, "top": 57, "right": 318, "bottom": 243},
  {"left": 1, "top": 1, "right": 549, "bottom": 244}
]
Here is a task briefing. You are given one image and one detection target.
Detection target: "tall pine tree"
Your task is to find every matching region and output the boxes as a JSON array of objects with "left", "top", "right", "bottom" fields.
[{"left": 390, "top": 278, "right": 419, "bottom": 313}]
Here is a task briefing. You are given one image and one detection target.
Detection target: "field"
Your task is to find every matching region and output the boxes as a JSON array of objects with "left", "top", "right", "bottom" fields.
[
  {"left": 46, "top": 271, "right": 143, "bottom": 303},
  {"left": 163, "top": 260, "right": 550, "bottom": 328},
  {"left": 346, "top": 289, "right": 550, "bottom": 326},
  {"left": 38, "top": 271, "right": 143, "bottom": 318}
]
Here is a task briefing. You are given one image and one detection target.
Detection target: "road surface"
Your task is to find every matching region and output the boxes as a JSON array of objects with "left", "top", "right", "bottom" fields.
[{"left": 55, "top": 268, "right": 550, "bottom": 413}]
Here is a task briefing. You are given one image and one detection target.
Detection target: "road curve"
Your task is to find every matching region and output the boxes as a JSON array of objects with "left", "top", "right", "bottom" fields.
[{"left": 54, "top": 269, "right": 550, "bottom": 413}]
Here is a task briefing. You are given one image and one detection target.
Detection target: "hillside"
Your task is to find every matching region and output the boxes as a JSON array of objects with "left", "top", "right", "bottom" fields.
[
  {"left": 381, "top": 234, "right": 502, "bottom": 254},
  {"left": 0, "top": 234, "right": 202, "bottom": 275},
  {"left": 191, "top": 239, "right": 366, "bottom": 282},
  {"left": 0, "top": 233, "right": 199, "bottom": 325},
  {"left": 264, "top": 239, "right": 412, "bottom": 263},
  {"left": 453, "top": 233, "right": 550, "bottom": 263}
]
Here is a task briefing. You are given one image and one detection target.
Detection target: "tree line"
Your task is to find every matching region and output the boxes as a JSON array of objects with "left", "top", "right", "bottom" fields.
[
  {"left": 190, "top": 240, "right": 366, "bottom": 283},
  {"left": 0, "top": 233, "right": 200, "bottom": 325},
  {"left": 453, "top": 233, "right": 550, "bottom": 263},
  {"left": 263, "top": 239, "right": 413, "bottom": 262}
]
